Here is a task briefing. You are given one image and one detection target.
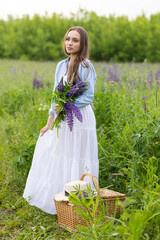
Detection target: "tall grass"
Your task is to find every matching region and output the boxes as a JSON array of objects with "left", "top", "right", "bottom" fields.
[{"left": 0, "top": 59, "right": 160, "bottom": 239}]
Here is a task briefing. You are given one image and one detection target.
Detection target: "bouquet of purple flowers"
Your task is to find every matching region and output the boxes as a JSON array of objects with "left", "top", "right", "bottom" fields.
[{"left": 52, "top": 76, "right": 88, "bottom": 131}]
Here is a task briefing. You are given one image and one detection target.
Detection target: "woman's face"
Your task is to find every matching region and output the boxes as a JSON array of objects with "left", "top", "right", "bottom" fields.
[{"left": 65, "top": 30, "right": 81, "bottom": 56}]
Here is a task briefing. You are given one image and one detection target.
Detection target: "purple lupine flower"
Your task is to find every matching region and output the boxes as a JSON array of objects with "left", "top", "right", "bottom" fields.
[
  {"left": 33, "top": 71, "right": 44, "bottom": 89},
  {"left": 155, "top": 69, "right": 160, "bottom": 81},
  {"left": 64, "top": 102, "right": 74, "bottom": 131},
  {"left": 142, "top": 95, "right": 147, "bottom": 112},
  {"left": 57, "top": 77, "right": 64, "bottom": 92},
  {"left": 78, "top": 192, "right": 88, "bottom": 201},
  {"left": 142, "top": 95, "right": 146, "bottom": 100},
  {"left": 82, "top": 191, "right": 88, "bottom": 198},
  {"left": 40, "top": 82, "right": 44, "bottom": 88},
  {"left": 66, "top": 88, "right": 80, "bottom": 98},
  {"left": 67, "top": 102, "right": 82, "bottom": 122},
  {"left": 33, "top": 72, "right": 39, "bottom": 89},
  {"left": 106, "top": 66, "right": 121, "bottom": 83},
  {"left": 64, "top": 102, "right": 82, "bottom": 131},
  {"left": 33, "top": 79, "right": 43, "bottom": 89},
  {"left": 78, "top": 194, "right": 82, "bottom": 201},
  {"left": 66, "top": 81, "right": 87, "bottom": 98}
]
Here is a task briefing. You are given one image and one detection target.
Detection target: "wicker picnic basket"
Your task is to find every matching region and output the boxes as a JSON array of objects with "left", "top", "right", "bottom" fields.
[{"left": 53, "top": 173, "right": 126, "bottom": 232}]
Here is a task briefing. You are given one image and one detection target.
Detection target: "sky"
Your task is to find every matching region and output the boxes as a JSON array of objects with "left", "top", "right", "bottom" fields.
[{"left": 0, "top": 0, "right": 160, "bottom": 20}]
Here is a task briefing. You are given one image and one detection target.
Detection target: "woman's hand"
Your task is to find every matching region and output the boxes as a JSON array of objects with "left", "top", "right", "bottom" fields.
[
  {"left": 40, "top": 125, "right": 50, "bottom": 136},
  {"left": 40, "top": 115, "right": 54, "bottom": 136},
  {"left": 54, "top": 105, "right": 61, "bottom": 117}
]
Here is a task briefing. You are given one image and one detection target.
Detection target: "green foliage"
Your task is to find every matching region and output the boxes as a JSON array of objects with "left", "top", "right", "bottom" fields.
[
  {"left": 0, "top": 61, "right": 72, "bottom": 239},
  {"left": 70, "top": 159, "right": 160, "bottom": 240},
  {"left": 0, "top": 11, "right": 160, "bottom": 62},
  {"left": 1, "top": 60, "right": 160, "bottom": 239}
]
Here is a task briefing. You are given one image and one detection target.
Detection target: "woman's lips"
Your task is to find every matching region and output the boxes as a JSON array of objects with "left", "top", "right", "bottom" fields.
[{"left": 66, "top": 47, "right": 73, "bottom": 50}]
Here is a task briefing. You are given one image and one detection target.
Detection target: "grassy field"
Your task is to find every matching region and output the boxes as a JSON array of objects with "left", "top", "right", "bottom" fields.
[{"left": 0, "top": 59, "right": 160, "bottom": 239}]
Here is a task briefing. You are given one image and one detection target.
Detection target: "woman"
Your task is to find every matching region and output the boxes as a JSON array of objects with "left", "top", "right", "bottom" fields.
[{"left": 23, "top": 26, "right": 99, "bottom": 214}]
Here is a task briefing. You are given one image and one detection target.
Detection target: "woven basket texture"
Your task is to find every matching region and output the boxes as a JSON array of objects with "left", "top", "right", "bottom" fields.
[{"left": 54, "top": 173, "right": 126, "bottom": 232}]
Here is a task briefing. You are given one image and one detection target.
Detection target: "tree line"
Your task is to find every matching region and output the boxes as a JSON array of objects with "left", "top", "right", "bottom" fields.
[{"left": 0, "top": 10, "right": 160, "bottom": 62}]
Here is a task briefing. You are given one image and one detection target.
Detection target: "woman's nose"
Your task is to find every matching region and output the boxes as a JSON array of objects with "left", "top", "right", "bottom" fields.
[{"left": 68, "top": 39, "right": 72, "bottom": 44}]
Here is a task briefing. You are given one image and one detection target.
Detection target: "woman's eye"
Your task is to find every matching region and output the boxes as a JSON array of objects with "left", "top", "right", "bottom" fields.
[{"left": 65, "top": 38, "right": 79, "bottom": 42}]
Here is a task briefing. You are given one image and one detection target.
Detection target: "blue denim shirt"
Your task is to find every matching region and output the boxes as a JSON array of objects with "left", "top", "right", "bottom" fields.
[{"left": 49, "top": 57, "right": 96, "bottom": 117}]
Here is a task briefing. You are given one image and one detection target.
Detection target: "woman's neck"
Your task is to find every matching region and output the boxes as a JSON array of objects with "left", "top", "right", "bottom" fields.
[{"left": 69, "top": 54, "right": 77, "bottom": 63}]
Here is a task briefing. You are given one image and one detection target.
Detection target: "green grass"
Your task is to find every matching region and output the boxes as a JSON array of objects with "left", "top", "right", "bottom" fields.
[{"left": 0, "top": 59, "right": 160, "bottom": 239}]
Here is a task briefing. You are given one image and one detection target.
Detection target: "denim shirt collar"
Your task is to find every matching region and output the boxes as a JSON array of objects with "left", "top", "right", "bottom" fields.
[{"left": 64, "top": 56, "right": 70, "bottom": 64}]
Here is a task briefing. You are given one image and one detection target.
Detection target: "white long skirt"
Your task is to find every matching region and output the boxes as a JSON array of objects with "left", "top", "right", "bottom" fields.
[{"left": 23, "top": 105, "right": 99, "bottom": 214}]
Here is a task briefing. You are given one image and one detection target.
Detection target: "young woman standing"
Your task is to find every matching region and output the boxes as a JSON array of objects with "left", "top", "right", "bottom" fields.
[{"left": 23, "top": 26, "right": 99, "bottom": 214}]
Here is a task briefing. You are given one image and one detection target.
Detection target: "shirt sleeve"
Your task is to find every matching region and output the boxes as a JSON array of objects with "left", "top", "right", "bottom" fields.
[
  {"left": 48, "top": 63, "right": 60, "bottom": 116},
  {"left": 74, "top": 61, "right": 96, "bottom": 108}
]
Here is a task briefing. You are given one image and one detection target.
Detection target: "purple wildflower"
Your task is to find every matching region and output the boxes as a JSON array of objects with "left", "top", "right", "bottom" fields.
[
  {"left": 106, "top": 66, "right": 121, "bottom": 83},
  {"left": 82, "top": 191, "right": 88, "bottom": 198},
  {"left": 78, "top": 192, "right": 88, "bottom": 201},
  {"left": 64, "top": 102, "right": 74, "bottom": 131},
  {"left": 64, "top": 102, "right": 82, "bottom": 131},
  {"left": 57, "top": 77, "right": 64, "bottom": 92},
  {"left": 33, "top": 71, "right": 38, "bottom": 89},
  {"left": 78, "top": 194, "right": 82, "bottom": 201},
  {"left": 155, "top": 69, "right": 160, "bottom": 81},
  {"left": 66, "top": 81, "right": 87, "bottom": 98},
  {"left": 142, "top": 95, "right": 147, "bottom": 112},
  {"left": 68, "top": 102, "right": 82, "bottom": 122},
  {"left": 142, "top": 95, "right": 146, "bottom": 100},
  {"left": 40, "top": 82, "right": 44, "bottom": 88},
  {"left": 33, "top": 71, "right": 44, "bottom": 89}
]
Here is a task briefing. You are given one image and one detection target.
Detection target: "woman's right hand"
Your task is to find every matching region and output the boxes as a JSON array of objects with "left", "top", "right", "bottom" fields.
[
  {"left": 54, "top": 105, "right": 61, "bottom": 117},
  {"left": 40, "top": 115, "right": 54, "bottom": 136},
  {"left": 40, "top": 125, "right": 50, "bottom": 137}
]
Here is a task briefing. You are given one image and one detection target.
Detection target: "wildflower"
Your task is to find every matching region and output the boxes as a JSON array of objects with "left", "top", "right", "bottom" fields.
[
  {"left": 142, "top": 95, "right": 146, "bottom": 100},
  {"left": 64, "top": 102, "right": 74, "bottom": 131},
  {"left": 155, "top": 69, "right": 160, "bottom": 81},
  {"left": 78, "top": 191, "right": 88, "bottom": 201},
  {"left": 33, "top": 71, "right": 44, "bottom": 89},
  {"left": 57, "top": 77, "right": 64, "bottom": 92},
  {"left": 78, "top": 194, "right": 82, "bottom": 201},
  {"left": 52, "top": 76, "right": 87, "bottom": 131},
  {"left": 68, "top": 102, "right": 82, "bottom": 122},
  {"left": 66, "top": 81, "right": 88, "bottom": 98},
  {"left": 82, "top": 191, "right": 88, "bottom": 198},
  {"left": 106, "top": 66, "right": 121, "bottom": 83},
  {"left": 142, "top": 95, "right": 147, "bottom": 112},
  {"left": 33, "top": 72, "right": 39, "bottom": 89},
  {"left": 38, "top": 104, "right": 48, "bottom": 111},
  {"left": 64, "top": 102, "right": 82, "bottom": 131}
]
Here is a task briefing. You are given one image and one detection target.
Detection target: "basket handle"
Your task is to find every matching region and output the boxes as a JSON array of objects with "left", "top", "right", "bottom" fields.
[{"left": 80, "top": 173, "right": 100, "bottom": 196}]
